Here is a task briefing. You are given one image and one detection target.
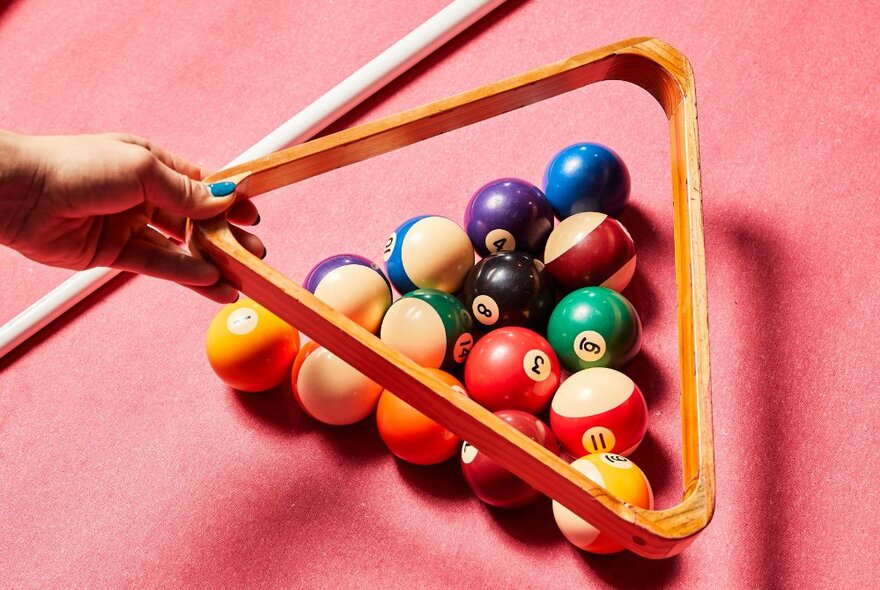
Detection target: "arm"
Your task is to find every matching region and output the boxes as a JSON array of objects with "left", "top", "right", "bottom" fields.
[{"left": 0, "top": 131, "right": 263, "bottom": 303}]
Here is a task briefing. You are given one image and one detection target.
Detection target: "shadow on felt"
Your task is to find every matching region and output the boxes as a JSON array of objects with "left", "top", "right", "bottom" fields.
[
  {"left": 580, "top": 549, "right": 682, "bottom": 588},
  {"left": 0, "top": 270, "right": 134, "bottom": 373},
  {"left": 718, "top": 213, "right": 795, "bottom": 587},
  {"left": 485, "top": 497, "right": 565, "bottom": 547},
  {"left": 619, "top": 202, "right": 672, "bottom": 329},
  {"left": 394, "top": 455, "right": 472, "bottom": 502},
  {"left": 231, "top": 376, "right": 389, "bottom": 464},
  {"left": 0, "top": 0, "right": 20, "bottom": 22},
  {"left": 230, "top": 376, "right": 303, "bottom": 434}
]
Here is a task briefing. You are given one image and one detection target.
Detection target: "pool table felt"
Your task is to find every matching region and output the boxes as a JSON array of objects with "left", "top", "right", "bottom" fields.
[{"left": 1, "top": 0, "right": 879, "bottom": 587}]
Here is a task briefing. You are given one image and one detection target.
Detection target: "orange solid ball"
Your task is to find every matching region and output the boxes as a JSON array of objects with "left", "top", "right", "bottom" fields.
[
  {"left": 376, "top": 368, "right": 467, "bottom": 465},
  {"left": 206, "top": 298, "right": 300, "bottom": 392}
]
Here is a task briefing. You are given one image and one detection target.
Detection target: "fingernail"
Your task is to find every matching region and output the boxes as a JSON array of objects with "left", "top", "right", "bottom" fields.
[
  {"left": 207, "top": 181, "right": 236, "bottom": 197},
  {"left": 253, "top": 214, "right": 261, "bottom": 226}
]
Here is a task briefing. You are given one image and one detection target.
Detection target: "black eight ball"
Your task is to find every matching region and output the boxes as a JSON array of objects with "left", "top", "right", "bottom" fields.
[{"left": 459, "top": 251, "right": 555, "bottom": 333}]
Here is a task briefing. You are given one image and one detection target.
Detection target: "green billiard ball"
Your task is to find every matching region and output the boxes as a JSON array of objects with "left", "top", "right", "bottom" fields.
[
  {"left": 380, "top": 289, "right": 474, "bottom": 370},
  {"left": 547, "top": 286, "right": 642, "bottom": 371}
]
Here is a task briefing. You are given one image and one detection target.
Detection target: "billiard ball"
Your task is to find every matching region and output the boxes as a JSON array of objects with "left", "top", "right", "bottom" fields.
[
  {"left": 460, "top": 410, "right": 558, "bottom": 508},
  {"left": 206, "top": 298, "right": 300, "bottom": 392},
  {"left": 376, "top": 368, "right": 468, "bottom": 465},
  {"left": 463, "top": 178, "right": 554, "bottom": 257},
  {"left": 380, "top": 289, "right": 474, "bottom": 370},
  {"left": 291, "top": 341, "right": 383, "bottom": 425},
  {"left": 464, "top": 327, "right": 561, "bottom": 414},
  {"left": 459, "top": 252, "right": 555, "bottom": 333},
  {"left": 547, "top": 287, "right": 642, "bottom": 372},
  {"left": 543, "top": 143, "right": 631, "bottom": 218},
  {"left": 383, "top": 215, "right": 474, "bottom": 294},
  {"left": 544, "top": 212, "right": 636, "bottom": 293},
  {"left": 550, "top": 367, "right": 647, "bottom": 456},
  {"left": 552, "top": 453, "right": 653, "bottom": 554},
  {"left": 304, "top": 254, "right": 392, "bottom": 333}
]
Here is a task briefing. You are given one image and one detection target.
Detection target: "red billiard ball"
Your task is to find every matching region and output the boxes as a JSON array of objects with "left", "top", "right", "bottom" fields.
[
  {"left": 544, "top": 211, "right": 636, "bottom": 293},
  {"left": 550, "top": 367, "right": 648, "bottom": 457},
  {"left": 464, "top": 327, "right": 561, "bottom": 414},
  {"left": 460, "top": 410, "right": 558, "bottom": 508}
]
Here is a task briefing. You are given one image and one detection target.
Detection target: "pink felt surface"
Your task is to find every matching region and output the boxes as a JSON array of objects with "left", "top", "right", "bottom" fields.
[{"left": 1, "top": 0, "right": 879, "bottom": 587}]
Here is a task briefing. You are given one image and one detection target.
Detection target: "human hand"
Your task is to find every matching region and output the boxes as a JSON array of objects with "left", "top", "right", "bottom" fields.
[{"left": 0, "top": 132, "right": 264, "bottom": 302}]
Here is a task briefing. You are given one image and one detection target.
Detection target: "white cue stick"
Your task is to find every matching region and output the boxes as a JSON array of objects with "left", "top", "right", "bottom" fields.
[{"left": 0, "top": 0, "right": 507, "bottom": 360}]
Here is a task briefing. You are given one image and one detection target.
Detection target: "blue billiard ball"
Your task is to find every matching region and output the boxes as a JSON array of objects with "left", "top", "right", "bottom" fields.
[
  {"left": 543, "top": 143, "right": 631, "bottom": 218},
  {"left": 382, "top": 215, "right": 474, "bottom": 294}
]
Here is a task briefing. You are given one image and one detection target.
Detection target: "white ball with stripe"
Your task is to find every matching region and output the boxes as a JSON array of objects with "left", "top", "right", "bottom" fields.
[
  {"left": 552, "top": 453, "right": 653, "bottom": 554},
  {"left": 549, "top": 367, "right": 648, "bottom": 457}
]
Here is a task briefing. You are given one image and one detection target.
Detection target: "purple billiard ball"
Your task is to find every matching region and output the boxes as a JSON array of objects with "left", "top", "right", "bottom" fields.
[
  {"left": 304, "top": 254, "right": 392, "bottom": 334},
  {"left": 463, "top": 178, "right": 554, "bottom": 257}
]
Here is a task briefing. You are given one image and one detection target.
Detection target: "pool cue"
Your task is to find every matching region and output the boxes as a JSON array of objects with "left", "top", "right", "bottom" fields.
[{"left": 0, "top": 0, "right": 507, "bottom": 361}]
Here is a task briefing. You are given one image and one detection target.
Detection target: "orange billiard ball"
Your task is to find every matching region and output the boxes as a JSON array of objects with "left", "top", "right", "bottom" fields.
[
  {"left": 552, "top": 453, "right": 653, "bottom": 554},
  {"left": 205, "top": 298, "right": 300, "bottom": 392},
  {"left": 376, "top": 368, "right": 467, "bottom": 465}
]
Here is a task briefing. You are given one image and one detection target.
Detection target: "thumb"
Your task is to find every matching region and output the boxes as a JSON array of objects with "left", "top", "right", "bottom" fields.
[{"left": 143, "top": 159, "right": 236, "bottom": 220}]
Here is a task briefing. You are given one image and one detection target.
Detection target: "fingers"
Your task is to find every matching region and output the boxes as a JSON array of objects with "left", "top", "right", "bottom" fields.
[
  {"left": 112, "top": 228, "right": 241, "bottom": 303},
  {"left": 151, "top": 202, "right": 261, "bottom": 242},
  {"left": 226, "top": 199, "right": 260, "bottom": 226},
  {"left": 108, "top": 133, "right": 206, "bottom": 180},
  {"left": 110, "top": 134, "right": 260, "bottom": 227},
  {"left": 141, "top": 158, "right": 235, "bottom": 220},
  {"left": 112, "top": 227, "right": 220, "bottom": 286},
  {"left": 150, "top": 209, "right": 188, "bottom": 241},
  {"left": 186, "top": 282, "right": 240, "bottom": 304},
  {"left": 230, "top": 224, "right": 266, "bottom": 259}
]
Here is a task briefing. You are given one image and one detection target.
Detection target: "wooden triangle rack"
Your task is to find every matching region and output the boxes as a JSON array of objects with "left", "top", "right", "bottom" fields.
[{"left": 189, "top": 37, "right": 715, "bottom": 559}]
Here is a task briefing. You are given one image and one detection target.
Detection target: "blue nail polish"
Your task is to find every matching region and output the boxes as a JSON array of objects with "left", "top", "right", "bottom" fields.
[{"left": 207, "top": 181, "right": 236, "bottom": 197}]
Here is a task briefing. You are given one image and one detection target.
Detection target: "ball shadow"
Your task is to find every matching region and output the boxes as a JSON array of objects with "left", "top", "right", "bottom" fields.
[
  {"left": 230, "top": 376, "right": 305, "bottom": 436},
  {"left": 301, "top": 410, "right": 389, "bottom": 464},
  {"left": 484, "top": 497, "right": 565, "bottom": 547},
  {"left": 0, "top": 0, "right": 21, "bottom": 23},
  {"left": 624, "top": 265, "right": 659, "bottom": 329},
  {"left": 394, "top": 456, "right": 472, "bottom": 502},
  {"left": 580, "top": 549, "right": 682, "bottom": 588},
  {"left": 624, "top": 349, "right": 669, "bottom": 407},
  {"left": 618, "top": 202, "right": 672, "bottom": 329},
  {"left": 232, "top": 375, "right": 386, "bottom": 464}
]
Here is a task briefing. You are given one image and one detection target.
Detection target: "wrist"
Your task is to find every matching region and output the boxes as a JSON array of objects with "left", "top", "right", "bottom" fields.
[{"left": 0, "top": 131, "right": 44, "bottom": 247}]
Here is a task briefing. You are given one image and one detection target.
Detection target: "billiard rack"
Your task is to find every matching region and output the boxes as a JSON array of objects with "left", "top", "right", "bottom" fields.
[{"left": 189, "top": 37, "right": 715, "bottom": 559}]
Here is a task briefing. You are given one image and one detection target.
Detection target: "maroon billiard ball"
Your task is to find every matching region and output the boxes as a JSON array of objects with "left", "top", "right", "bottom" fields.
[
  {"left": 460, "top": 410, "right": 558, "bottom": 508},
  {"left": 543, "top": 211, "right": 636, "bottom": 293}
]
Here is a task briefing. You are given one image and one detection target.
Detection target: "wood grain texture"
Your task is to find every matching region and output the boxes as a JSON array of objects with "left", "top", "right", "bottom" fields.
[{"left": 189, "top": 37, "right": 714, "bottom": 559}]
